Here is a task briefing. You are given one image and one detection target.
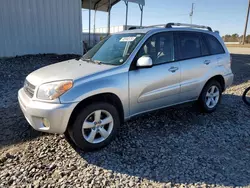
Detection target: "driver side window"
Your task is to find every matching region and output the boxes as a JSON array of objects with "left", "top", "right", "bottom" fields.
[{"left": 137, "top": 32, "right": 175, "bottom": 65}]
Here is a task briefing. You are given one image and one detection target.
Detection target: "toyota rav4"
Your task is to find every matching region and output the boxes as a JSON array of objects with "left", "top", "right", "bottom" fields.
[{"left": 18, "top": 23, "right": 234, "bottom": 151}]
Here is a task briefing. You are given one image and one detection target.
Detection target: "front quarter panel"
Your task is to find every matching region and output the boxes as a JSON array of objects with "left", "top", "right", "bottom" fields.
[{"left": 59, "top": 66, "right": 130, "bottom": 118}]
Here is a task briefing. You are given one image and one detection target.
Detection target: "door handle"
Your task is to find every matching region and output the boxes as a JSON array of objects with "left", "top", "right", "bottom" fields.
[
  {"left": 168, "top": 67, "right": 179, "bottom": 73},
  {"left": 204, "top": 60, "right": 211, "bottom": 65}
]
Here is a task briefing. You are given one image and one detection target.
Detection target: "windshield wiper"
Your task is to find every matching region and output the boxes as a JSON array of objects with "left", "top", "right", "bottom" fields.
[
  {"left": 82, "top": 58, "right": 102, "bottom": 65},
  {"left": 93, "top": 60, "right": 102, "bottom": 65},
  {"left": 81, "top": 58, "right": 92, "bottom": 62}
]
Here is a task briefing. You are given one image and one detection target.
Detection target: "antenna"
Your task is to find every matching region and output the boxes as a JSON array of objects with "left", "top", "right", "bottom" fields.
[{"left": 189, "top": 3, "right": 194, "bottom": 24}]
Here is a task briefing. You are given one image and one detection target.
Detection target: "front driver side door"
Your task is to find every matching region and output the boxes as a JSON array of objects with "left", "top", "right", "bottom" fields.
[{"left": 129, "top": 32, "right": 181, "bottom": 116}]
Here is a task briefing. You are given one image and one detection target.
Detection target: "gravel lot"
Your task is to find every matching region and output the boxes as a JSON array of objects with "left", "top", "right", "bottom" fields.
[{"left": 0, "top": 53, "right": 250, "bottom": 187}]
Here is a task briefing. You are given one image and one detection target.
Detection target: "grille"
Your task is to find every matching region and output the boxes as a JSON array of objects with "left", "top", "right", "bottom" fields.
[{"left": 24, "top": 80, "right": 36, "bottom": 98}]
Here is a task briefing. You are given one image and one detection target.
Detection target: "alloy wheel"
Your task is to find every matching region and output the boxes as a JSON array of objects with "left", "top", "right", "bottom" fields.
[
  {"left": 205, "top": 85, "right": 220, "bottom": 108},
  {"left": 82, "top": 110, "right": 114, "bottom": 144}
]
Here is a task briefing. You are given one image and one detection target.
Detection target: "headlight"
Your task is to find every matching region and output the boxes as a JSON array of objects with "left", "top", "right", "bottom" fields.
[{"left": 37, "top": 80, "right": 73, "bottom": 100}]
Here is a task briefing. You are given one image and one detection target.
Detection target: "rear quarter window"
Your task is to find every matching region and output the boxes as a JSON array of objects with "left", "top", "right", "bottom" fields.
[{"left": 205, "top": 34, "right": 225, "bottom": 55}]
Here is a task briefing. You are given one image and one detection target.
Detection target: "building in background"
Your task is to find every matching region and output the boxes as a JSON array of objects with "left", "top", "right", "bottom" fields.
[
  {"left": 82, "top": 25, "right": 142, "bottom": 48},
  {"left": 0, "top": 0, "right": 83, "bottom": 57},
  {"left": 0, "top": 0, "right": 145, "bottom": 57},
  {"left": 83, "top": 25, "right": 141, "bottom": 34}
]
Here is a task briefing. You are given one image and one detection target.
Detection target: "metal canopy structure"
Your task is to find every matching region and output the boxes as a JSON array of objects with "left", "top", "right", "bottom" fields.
[
  {"left": 124, "top": 0, "right": 145, "bottom": 6},
  {"left": 123, "top": 0, "right": 145, "bottom": 30},
  {"left": 82, "top": 0, "right": 145, "bottom": 48},
  {"left": 82, "top": 0, "right": 120, "bottom": 12},
  {"left": 82, "top": 0, "right": 144, "bottom": 11}
]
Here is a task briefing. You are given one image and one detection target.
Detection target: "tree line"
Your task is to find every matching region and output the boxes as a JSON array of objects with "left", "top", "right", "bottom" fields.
[{"left": 222, "top": 34, "right": 250, "bottom": 43}]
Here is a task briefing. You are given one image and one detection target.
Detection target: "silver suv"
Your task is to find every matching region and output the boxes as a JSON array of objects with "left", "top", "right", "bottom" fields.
[{"left": 18, "top": 23, "right": 234, "bottom": 151}]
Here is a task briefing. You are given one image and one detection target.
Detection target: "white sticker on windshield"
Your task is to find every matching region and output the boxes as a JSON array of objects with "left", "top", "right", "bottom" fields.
[{"left": 120, "top": 37, "right": 136, "bottom": 42}]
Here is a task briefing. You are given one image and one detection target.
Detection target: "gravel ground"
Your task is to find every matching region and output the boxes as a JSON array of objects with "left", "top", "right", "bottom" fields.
[{"left": 0, "top": 54, "right": 250, "bottom": 187}]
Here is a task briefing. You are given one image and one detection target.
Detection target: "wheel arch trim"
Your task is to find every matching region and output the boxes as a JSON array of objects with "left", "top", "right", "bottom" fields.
[{"left": 67, "top": 92, "right": 125, "bottom": 131}]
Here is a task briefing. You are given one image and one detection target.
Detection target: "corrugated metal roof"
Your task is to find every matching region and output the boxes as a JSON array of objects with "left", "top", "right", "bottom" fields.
[
  {"left": 81, "top": 0, "right": 145, "bottom": 12},
  {"left": 82, "top": 0, "right": 120, "bottom": 12}
]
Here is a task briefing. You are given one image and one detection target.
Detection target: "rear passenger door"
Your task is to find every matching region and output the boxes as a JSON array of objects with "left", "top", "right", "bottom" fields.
[{"left": 176, "top": 31, "right": 217, "bottom": 102}]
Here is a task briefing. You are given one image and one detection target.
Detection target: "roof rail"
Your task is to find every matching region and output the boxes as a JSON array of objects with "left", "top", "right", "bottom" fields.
[
  {"left": 145, "top": 24, "right": 166, "bottom": 28},
  {"left": 128, "top": 26, "right": 137, "bottom": 30},
  {"left": 165, "top": 23, "right": 213, "bottom": 32}
]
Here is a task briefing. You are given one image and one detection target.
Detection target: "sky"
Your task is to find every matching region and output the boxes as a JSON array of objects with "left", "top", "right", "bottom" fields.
[{"left": 82, "top": 0, "right": 250, "bottom": 36}]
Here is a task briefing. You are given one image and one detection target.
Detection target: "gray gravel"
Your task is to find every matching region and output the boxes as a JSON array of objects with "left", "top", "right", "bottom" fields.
[{"left": 0, "top": 54, "right": 250, "bottom": 187}]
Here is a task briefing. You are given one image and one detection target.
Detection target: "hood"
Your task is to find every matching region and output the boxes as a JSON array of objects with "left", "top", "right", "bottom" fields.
[{"left": 26, "top": 59, "right": 114, "bottom": 86}]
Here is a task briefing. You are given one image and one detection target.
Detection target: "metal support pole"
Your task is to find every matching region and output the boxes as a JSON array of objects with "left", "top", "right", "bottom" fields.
[
  {"left": 107, "top": 0, "right": 111, "bottom": 35},
  {"left": 139, "top": 5, "right": 143, "bottom": 28},
  {"left": 93, "top": 9, "right": 97, "bottom": 45},
  {"left": 88, "top": 0, "right": 91, "bottom": 48},
  {"left": 94, "top": 10, "right": 96, "bottom": 35},
  {"left": 125, "top": 1, "right": 128, "bottom": 30},
  {"left": 243, "top": 0, "right": 250, "bottom": 45}
]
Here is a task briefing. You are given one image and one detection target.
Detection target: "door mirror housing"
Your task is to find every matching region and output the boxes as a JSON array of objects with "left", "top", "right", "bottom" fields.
[{"left": 136, "top": 56, "right": 153, "bottom": 68}]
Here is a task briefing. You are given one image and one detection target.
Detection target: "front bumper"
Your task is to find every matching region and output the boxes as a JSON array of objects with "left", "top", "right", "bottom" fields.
[{"left": 18, "top": 88, "right": 77, "bottom": 134}]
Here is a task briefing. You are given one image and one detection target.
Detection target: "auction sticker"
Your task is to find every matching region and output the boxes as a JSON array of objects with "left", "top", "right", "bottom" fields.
[{"left": 120, "top": 37, "right": 136, "bottom": 42}]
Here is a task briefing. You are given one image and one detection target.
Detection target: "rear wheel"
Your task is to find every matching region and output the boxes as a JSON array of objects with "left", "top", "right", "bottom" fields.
[
  {"left": 68, "top": 102, "right": 120, "bottom": 151},
  {"left": 198, "top": 80, "right": 222, "bottom": 113}
]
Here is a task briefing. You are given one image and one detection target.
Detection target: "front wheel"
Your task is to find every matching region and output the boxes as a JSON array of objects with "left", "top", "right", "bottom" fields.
[
  {"left": 68, "top": 102, "right": 120, "bottom": 151},
  {"left": 242, "top": 87, "right": 250, "bottom": 106},
  {"left": 198, "top": 80, "right": 222, "bottom": 113}
]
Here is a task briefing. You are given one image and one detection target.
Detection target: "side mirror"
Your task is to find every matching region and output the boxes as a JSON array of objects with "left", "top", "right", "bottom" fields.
[{"left": 136, "top": 56, "right": 153, "bottom": 68}]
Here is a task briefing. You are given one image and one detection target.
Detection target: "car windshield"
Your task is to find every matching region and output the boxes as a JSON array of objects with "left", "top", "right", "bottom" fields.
[{"left": 82, "top": 33, "right": 145, "bottom": 65}]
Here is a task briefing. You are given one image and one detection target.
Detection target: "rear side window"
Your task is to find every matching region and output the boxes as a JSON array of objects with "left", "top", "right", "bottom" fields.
[
  {"left": 205, "top": 34, "right": 225, "bottom": 55},
  {"left": 177, "top": 32, "right": 202, "bottom": 60},
  {"left": 200, "top": 37, "right": 210, "bottom": 56}
]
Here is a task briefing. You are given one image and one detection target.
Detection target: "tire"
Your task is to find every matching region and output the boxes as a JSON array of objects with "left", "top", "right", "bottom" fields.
[
  {"left": 68, "top": 102, "right": 120, "bottom": 151},
  {"left": 198, "top": 80, "right": 222, "bottom": 113},
  {"left": 242, "top": 87, "right": 250, "bottom": 106}
]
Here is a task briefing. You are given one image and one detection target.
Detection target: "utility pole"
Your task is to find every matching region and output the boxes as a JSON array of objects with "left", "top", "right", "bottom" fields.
[
  {"left": 189, "top": 3, "right": 194, "bottom": 24},
  {"left": 243, "top": 0, "right": 250, "bottom": 45}
]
